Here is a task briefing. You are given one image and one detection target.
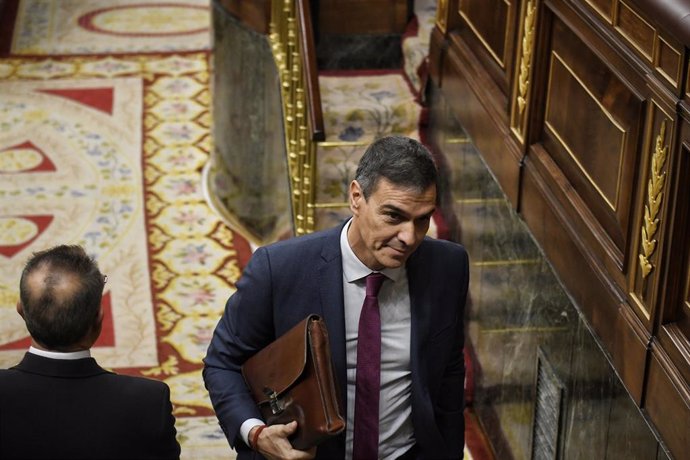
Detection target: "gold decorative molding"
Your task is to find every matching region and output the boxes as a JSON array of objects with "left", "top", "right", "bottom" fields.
[
  {"left": 639, "top": 120, "right": 669, "bottom": 278},
  {"left": 544, "top": 53, "right": 626, "bottom": 211},
  {"left": 269, "top": 0, "right": 317, "bottom": 235},
  {"left": 459, "top": 0, "right": 511, "bottom": 69},
  {"left": 516, "top": 0, "right": 536, "bottom": 117},
  {"left": 435, "top": 0, "right": 448, "bottom": 34},
  {"left": 510, "top": 0, "right": 537, "bottom": 141}
]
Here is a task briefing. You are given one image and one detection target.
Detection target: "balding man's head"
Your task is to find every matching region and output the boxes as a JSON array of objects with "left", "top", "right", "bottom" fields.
[{"left": 19, "top": 245, "right": 105, "bottom": 351}]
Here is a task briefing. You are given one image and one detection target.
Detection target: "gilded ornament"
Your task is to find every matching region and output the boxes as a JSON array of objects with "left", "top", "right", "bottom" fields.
[
  {"left": 638, "top": 121, "right": 669, "bottom": 278},
  {"left": 435, "top": 0, "right": 448, "bottom": 33},
  {"left": 269, "top": 1, "right": 317, "bottom": 234},
  {"left": 516, "top": 1, "right": 536, "bottom": 117}
]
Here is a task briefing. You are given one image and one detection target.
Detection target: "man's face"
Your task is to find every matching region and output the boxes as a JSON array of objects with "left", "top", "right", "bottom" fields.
[{"left": 348, "top": 177, "right": 437, "bottom": 270}]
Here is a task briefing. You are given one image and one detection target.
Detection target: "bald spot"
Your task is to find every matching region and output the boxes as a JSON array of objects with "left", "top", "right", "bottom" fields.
[{"left": 25, "top": 264, "right": 81, "bottom": 306}]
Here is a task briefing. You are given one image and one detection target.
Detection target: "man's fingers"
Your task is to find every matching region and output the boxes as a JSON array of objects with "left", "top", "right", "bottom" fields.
[
  {"left": 255, "top": 422, "right": 316, "bottom": 460},
  {"left": 282, "top": 420, "right": 298, "bottom": 434}
]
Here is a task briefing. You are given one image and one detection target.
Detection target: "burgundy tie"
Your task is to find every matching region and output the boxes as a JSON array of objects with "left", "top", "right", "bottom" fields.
[{"left": 353, "top": 272, "right": 386, "bottom": 460}]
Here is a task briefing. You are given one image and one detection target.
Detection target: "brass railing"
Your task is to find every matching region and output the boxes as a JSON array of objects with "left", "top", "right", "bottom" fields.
[{"left": 269, "top": 0, "right": 323, "bottom": 235}]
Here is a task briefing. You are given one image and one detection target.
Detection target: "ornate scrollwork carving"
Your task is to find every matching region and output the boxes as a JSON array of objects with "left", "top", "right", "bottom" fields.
[{"left": 639, "top": 121, "right": 669, "bottom": 278}]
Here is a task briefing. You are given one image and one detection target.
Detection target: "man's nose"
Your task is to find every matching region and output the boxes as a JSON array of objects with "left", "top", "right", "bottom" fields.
[{"left": 397, "top": 222, "right": 417, "bottom": 246}]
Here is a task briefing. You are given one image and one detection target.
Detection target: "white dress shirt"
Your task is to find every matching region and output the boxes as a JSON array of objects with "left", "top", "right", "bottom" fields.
[
  {"left": 239, "top": 222, "right": 416, "bottom": 456},
  {"left": 340, "top": 221, "right": 415, "bottom": 460},
  {"left": 28, "top": 346, "right": 91, "bottom": 360}
]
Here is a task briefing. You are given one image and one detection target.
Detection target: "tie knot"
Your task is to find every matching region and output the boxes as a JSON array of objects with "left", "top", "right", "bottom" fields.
[{"left": 365, "top": 272, "right": 385, "bottom": 297}]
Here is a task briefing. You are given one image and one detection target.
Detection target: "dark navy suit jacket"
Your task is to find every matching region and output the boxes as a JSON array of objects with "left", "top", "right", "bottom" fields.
[
  {"left": 203, "top": 224, "right": 469, "bottom": 459},
  {"left": 0, "top": 353, "right": 180, "bottom": 459}
]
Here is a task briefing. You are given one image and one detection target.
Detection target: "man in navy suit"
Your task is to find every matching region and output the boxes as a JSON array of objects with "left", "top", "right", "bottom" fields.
[
  {"left": 0, "top": 245, "right": 181, "bottom": 459},
  {"left": 204, "top": 136, "right": 469, "bottom": 459}
]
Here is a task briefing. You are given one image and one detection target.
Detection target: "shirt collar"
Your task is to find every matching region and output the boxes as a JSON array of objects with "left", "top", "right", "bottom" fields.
[
  {"left": 29, "top": 346, "right": 91, "bottom": 360},
  {"left": 340, "top": 219, "right": 404, "bottom": 283}
]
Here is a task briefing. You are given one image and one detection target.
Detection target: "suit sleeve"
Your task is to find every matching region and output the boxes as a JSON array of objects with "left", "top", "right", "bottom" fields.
[
  {"left": 154, "top": 383, "right": 182, "bottom": 459},
  {"left": 436, "top": 246, "right": 469, "bottom": 455},
  {"left": 202, "top": 246, "right": 276, "bottom": 449}
]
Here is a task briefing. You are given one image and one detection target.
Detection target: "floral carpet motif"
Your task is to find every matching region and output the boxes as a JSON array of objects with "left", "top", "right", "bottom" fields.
[
  {"left": 403, "top": 0, "right": 438, "bottom": 94},
  {"left": 10, "top": 0, "right": 211, "bottom": 55},
  {"left": 0, "top": 52, "right": 251, "bottom": 458},
  {"left": 316, "top": 70, "right": 422, "bottom": 217}
]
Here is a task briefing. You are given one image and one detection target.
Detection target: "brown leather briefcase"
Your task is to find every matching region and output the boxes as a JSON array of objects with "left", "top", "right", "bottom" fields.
[{"left": 241, "top": 314, "right": 345, "bottom": 450}]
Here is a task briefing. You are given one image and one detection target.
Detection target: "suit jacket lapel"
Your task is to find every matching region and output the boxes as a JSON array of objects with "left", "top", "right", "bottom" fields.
[
  {"left": 407, "top": 240, "right": 451, "bottom": 449},
  {"left": 406, "top": 246, "right": 431, "bottom": 386},
  {"left": 316, "top": 224, "right": 347, "bottom": 407}
]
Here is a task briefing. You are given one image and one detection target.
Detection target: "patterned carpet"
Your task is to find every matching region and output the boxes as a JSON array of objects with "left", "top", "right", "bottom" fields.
[
  {"left": 0, "top": 1, "right": 250, "bottom": 457},
  {"left": 0, "top": 1, "right": 492, "bottom": 459}
]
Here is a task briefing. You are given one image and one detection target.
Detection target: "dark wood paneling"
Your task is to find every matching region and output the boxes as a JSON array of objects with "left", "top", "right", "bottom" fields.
[
  {"left": 429, "top": 0, "right": 690, "bottom": 454},
  {"left": 318, "top": 0, "right": 409, "bottom": 35},
  {"left": 540, "top": 15, "right": 644, "bottom": 276},
  {"left": 526, "top": 9, "right": 647, "bottom": 299},
  {"left": 429, "top": 27, "right": 445, "bottom": 87},
  {"left": 521, "top": 149, "right": 622, "bottom": 350},
  {"left": 584, "top": 0, "right": 613, "bottom": 21},
  {"left": 442, "top": 32, "right": 521, "bottom": 204},
  {"left": 456, "top": 0, "right": 518, "bottom": 97},
  {"left": 645, "top": 343, "right": 690, "bottom": 457},
  {"left": 296, "top": 0, "right": 324, "bottom": 141},
  {"left": 615, "top": 0, "right": 655, "bottom": 62},
  {"left": 614, "top": 305, "right": 649, "bottom": 403},
  {"left": 627, "top": 106, "right": 674, "bottom": 328},
  {"left": 459, "top": 0, "right": 509, "bottom": 67},
  {"left": 656, "top": 37, "right": 682, "bottom": 89},
  {"left": 656, "top": 115, "right": 690, "bottom": 386},
  {"left": 217, "top": 0, "right": 270, "bottom": 34}
]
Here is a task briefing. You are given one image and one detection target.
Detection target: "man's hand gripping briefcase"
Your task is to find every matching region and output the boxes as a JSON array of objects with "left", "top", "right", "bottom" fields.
[{"left": 241, "top": 314, "right": 346, "bottom": 450}]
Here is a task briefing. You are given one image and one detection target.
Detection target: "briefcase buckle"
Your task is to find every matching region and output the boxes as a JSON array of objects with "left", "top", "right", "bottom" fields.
[{"left": 264, "top": 388, "right": 285, "bottom": 415}]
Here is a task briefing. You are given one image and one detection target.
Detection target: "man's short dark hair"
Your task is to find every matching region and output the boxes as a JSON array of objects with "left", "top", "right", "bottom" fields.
[
  {"left": 19, "top": 245, "right": 105, "bottom": 350},
  {"left": 355, "top": 135, "right": 438, "bottom": 199}
]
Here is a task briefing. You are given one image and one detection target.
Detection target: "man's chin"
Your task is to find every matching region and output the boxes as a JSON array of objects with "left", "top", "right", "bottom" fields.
[{"left": 377, "top": 253, "right": 407, "bottom": 269}]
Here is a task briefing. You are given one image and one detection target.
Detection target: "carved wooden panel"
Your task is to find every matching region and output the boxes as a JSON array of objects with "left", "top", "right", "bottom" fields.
[
  {"left": 582, "top": 0, "right": 683, "bottom": 93},
  {"left": 456, "top": 0, "right": 517, "bottom": 96},
  {"left": 645, "top": 344, "right": 690, "bottom": 458},
  {"left": 615, "top": 0, "right": 655, "bottom": 61},
  {"left": 459, "top": 0, "right": 510, "bottom": 69},
  {"left": 677, "top": 251, "right": 690, "bottom": 348},
  {"left": 318, "top": 0, "right": 409, "bottom": 35},
  {"left": 657, "top": 120, "right": 690, "bottom": 384},
  {"left": 429, "top": 0, "right": 690, "bottom": 455},
  {"left": 656, "top": 36, "right": 682, "bottom": 89},
  {"left": 628, "top": 106, "right": 674, "bottom": 326},
  {"left": 540, "top": 17, "right": 643, "bottom": 270},
  {"left": 584, "top": 0, "right": 613, "bottom": 22},
  {"left": 686, "top": 58, "right": 690, "bottom": 102},
  {"left": 510, "top": 0, "right": 538, "bottom": 142}
]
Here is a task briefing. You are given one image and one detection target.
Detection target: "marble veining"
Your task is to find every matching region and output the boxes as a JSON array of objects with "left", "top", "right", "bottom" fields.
[{"left": 429, "top": 85, "right": 670, "bottom": 459}]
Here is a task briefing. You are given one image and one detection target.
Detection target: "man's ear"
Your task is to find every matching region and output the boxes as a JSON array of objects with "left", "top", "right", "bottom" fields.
[
  {"left": 97, "top": 304, "right": 105, "bottom": 325},
  {"left": 86, "top": 304, "right": 105, "bottom": 346},
  {"left": 349, "top": 180, "right": 363, "bottom": 215},
  {"left": 16, "top": 301, "right": 25, "bottom": 319}
]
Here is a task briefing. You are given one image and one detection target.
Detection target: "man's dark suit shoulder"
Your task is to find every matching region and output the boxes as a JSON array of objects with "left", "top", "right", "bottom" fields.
[{"left": 0, "top": 355, "right": 180, "bottom": 459}]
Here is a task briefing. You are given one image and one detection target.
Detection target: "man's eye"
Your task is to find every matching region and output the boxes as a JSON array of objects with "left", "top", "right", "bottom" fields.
[{"left": 415, "top": 215, "right": 432, "bottom": 226}]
